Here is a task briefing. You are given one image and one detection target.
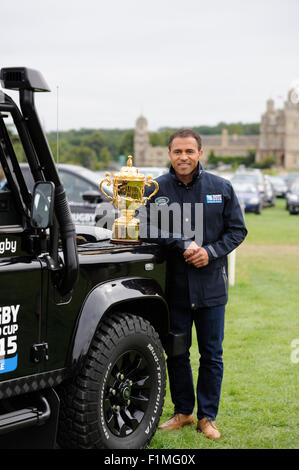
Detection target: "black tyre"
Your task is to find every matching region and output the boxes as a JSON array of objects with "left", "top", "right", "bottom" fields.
[{"left": 57, "top": 313, "right": 166, "bottom": 449}]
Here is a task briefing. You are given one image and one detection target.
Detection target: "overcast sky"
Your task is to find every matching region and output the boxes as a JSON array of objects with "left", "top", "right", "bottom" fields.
[{"left": 1, "top": 0, "right": 298, "bottom": 132}]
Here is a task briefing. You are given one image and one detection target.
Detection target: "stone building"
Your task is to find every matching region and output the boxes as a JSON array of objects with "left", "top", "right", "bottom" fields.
[
  {"left": 133, "top": 115, "right": 169, "bottom": 167},
  {"left": 133, "top": 115, "right": 258, "bottom": 167},
  {"left": 199, "top": 130, "right": 258, "bottom": 160},
  {"left": 133, "top": 88, "right": 299, "bottom": 169},
  {"left": 256, "top": 89, "right": 299, "bottom": 169}
]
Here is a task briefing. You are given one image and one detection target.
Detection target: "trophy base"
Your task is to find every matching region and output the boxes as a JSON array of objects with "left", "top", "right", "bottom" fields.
[
  {"left": 110, "top": 238, "right": 142, "bottom": 245},
  {"left": 111, "top": 215, "right": 141, "bottom": 245}
]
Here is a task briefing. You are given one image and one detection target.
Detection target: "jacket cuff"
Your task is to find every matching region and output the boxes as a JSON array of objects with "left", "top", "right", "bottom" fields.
[{"left": 202, "top": 244, "right": 217, "bottom": 261}]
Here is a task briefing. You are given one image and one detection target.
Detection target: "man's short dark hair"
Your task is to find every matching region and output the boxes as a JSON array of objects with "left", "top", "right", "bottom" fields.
[{"left": 168, "top": 129, "right": 202, "bottom": 151}]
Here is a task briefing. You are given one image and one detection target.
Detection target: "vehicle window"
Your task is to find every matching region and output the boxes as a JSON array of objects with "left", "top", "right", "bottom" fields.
[
  {"left": 0, "top": 161, "right": 22, "bottom": 227},
  {"left": 59, "top": 170, "right": 96, "bottom": 203},
  {"left": 20, "top": 165, "right": 35, "bottom": 193},
  {"left": 0, "top": 112, "right": 34, "bottom": 228},
  {"left": 3, "top": 113, "right": 26, "bottom": 163},
  {"left": 0, "top": 162, "right": 7, "bottom": 191},
  {"left": 233, "top": 183, "right": 257, "bottom": 193},
  {"left": 255, "top": 173, "right": 263, "bottom": 184}
]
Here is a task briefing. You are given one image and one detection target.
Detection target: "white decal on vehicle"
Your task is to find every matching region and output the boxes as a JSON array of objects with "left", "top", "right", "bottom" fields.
[
  {"left": 145, "top": 343, "right": 162, "bottom": 435},
  {"left": 0, "top": 304, "right": 20, "bottom": 374},
  {"left": 0, "top": 238, "right": 17, "bottom": 255},
  {"left": 72, "top": 213, "right": 95, "bottom": 225}
]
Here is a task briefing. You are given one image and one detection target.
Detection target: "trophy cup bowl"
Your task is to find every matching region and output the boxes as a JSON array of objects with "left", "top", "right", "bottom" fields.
[{"left": 99, "top": 156, "right": 159, "bottom": 244}]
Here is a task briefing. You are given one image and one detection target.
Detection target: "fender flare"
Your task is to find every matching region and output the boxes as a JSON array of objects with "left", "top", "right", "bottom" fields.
[{"left": 69, "top": 276, "right": 169, "bottom": 371}]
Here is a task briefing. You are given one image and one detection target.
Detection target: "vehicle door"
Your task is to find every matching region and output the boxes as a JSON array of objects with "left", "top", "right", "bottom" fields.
[{"left": 0, "top": 121, "right": 44, "bottom": 381}]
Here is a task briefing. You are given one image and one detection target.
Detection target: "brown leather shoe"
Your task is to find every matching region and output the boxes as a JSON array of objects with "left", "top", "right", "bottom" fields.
[
  {"left": 158, "top": 413, "right": 195, "bottom": 431},
  {"left": 196, "top": 417, "right": 221, "bottom": 439}
]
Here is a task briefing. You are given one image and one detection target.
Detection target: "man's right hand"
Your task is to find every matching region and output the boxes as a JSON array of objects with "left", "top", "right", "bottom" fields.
[
  {"left": 184, "top": 242, "right": 209, "bottom": 268},
  {"left": 183, "top": 241, "right": 200, "bottom": 259}
]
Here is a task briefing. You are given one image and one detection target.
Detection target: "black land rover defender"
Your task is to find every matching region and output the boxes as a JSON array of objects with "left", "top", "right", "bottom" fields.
[{"left": 0, "top": 68, "right": 184, "bottom": 449}]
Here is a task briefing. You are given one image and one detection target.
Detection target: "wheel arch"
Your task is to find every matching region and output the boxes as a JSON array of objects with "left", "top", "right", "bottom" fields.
[{"left": 68, "top": 277, "right": 169, "bottom": 373}]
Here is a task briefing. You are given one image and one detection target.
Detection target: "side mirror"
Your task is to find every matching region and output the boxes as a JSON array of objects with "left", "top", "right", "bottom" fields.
[
  {"left": 31, "top": 181, "right": 55, "bottom": 229},
  {"left": 82, "top": 190, "right": 102, "bottom": 203}
]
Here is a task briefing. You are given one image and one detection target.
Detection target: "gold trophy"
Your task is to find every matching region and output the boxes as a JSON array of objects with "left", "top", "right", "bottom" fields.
[{"left": 99, "top": 156, "right": 159, "bottom": 244}]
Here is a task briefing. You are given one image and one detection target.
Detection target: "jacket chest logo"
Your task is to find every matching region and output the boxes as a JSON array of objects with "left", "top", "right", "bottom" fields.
[
  {"left": 206, "top": 194, "right": 222, "bottom": 203},
  {"left": 155, "top": 196, "right": 170, "bottom": 206}
]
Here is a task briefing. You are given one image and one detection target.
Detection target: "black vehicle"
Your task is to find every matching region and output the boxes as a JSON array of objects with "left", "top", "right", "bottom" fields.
[
  {"left": 0, "top": 67, "right": 184, "bottom": 449},
  {"left": 286, "top": 180, "right": 299, "bottom": 214},
  {"left": 20, "top": 162, "right": 118, "bottom": 228}
]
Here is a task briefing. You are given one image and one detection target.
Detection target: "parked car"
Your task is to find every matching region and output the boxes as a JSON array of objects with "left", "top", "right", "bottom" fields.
[
  {"left": 267, "top": 175, "right": 288, "bottom": 197},
  {"left": 232, "top": 182, "right": 262, "bottom": 214},
  {"left": 231, "top": 170, "right": 268, "bottom": 207},
  {"left": 282, "top": 172, "right": 299, "bottom": 190},
  {"left": 218, "top": 172, "right": 234, "bottom": 181},
  {"left": 264, "top": 175, "right": 276, "bottom": 206},
  {"left": 20, "top": 163, "right": 117, "bottom": 227},
  {"left": 286, "top": 181, "right": 299, "bottom": 214}
]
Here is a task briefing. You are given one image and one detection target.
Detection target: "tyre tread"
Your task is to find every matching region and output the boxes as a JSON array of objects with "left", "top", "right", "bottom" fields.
[{"left": 57, "top": 312, "right": 165, "bottom": 449}]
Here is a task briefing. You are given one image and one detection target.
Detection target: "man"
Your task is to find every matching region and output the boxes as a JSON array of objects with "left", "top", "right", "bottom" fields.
[{"left": 141, "top": 129, "right": 247, "bottom": 440}]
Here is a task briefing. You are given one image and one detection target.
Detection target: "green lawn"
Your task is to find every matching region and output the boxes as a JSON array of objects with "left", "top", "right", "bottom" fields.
[{"left": 149, "top": 199, "right": 299, "bottom": 449}]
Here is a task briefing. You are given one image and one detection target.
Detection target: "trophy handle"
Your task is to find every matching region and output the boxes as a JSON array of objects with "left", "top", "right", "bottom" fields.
[
  {"left": 99, "top": 173, "right": 113, "bottom": 201},
  {"left": 144, "top": 175, "right": 159, "bottom": 204}
]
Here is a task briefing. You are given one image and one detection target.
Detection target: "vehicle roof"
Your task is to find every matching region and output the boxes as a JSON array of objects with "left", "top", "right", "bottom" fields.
[
  {"left": 232, "top": 182, "right": 258, "bottom": 192},
  {"left": 290, "top": 179, "right": 299, "bottom": 191},
  {"left": 57, "top": 164, "right": 102, "bottom": 186},
  {"left": 20, "top": 162, "right": 103, "bottom": 187}
]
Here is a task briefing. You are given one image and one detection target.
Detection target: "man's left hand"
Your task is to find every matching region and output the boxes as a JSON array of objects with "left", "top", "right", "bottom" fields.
[{"left": 184, "top": 247, "right": 209, "bottom": 268}]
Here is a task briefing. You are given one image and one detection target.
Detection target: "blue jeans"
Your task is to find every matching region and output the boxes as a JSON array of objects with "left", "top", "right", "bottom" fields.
[{"left": 167, "top": 304, "right": 225, "bottom": 421}]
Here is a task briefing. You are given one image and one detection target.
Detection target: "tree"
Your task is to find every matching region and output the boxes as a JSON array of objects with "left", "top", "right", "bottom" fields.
[
  {"left": 207, "top": 150, "right": 217, "bottom": 166},
  {"left": 244, "top": 149, "right": 256, "bottom": 167},
  {"left": 63, "top": 145, "right": 97, "bottom": 170},
  {"left": 81, "top": 131, "right": 108, "bottom": 159},
  {"left": 6, "top": 125, "right": 26, "bottom": 162},
  {"left": 118, "top": 130, "right": 134, "bottom": 157},
  {"left": 252, "top": 156, "right": 276, "bottom": 169},
  {"left": 98, "top": 146, "right": 111, "bottom": 170},
  {"left": 149, "top": 132, "right": 165, "bottom": 146}
]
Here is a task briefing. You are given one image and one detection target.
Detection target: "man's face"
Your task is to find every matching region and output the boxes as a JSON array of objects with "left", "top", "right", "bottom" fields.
[{"left": 168, "top": 136, "right": 203, "bottom": 182}]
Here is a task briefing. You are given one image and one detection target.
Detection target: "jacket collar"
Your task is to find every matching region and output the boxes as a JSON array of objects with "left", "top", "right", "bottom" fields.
[{"left": 169, "top": 162, "right": 203, "bottom": 186}]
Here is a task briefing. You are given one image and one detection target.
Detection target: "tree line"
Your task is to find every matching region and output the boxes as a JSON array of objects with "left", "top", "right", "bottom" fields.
[{"left": 8, "top": 122, "right": 260, "bottom": 171}]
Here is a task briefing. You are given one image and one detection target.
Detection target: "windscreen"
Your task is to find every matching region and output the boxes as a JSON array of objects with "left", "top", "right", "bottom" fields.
[{"left": 0, "top": 110, "right": 32, "bottom": 222}]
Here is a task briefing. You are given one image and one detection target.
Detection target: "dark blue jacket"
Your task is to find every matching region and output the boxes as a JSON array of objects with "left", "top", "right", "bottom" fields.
[{"left": 141, "top": 163, "right": 247, "bottom": 309}]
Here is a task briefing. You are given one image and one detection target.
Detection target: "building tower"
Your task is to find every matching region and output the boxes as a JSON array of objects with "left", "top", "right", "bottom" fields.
[
  {"left": 256, "top": 90, "right": 299, "bottom": 169},
  {"left": 133, "top": 115, "right": 150, "bottom": 166},
  {"left": 284, "top": 88, "right": 299, "bottom": 169}
]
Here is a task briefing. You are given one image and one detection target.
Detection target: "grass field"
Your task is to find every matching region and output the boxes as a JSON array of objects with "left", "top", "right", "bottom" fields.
[{"left": 149, "top": 199, "right": 299, "bottom": 449}]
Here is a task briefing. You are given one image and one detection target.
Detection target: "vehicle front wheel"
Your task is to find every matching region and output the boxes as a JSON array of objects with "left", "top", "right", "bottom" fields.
[{"left": 57, "top": 313, "right": 166, "bottom": 449}]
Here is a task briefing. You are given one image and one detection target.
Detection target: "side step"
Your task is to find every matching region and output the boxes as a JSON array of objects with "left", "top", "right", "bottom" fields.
[
  {"left": 0, "top": 395, "right": 50, "bottom": 435},
  {"left": 0, "top": 388, "right": 60, "bottom": 449}
]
